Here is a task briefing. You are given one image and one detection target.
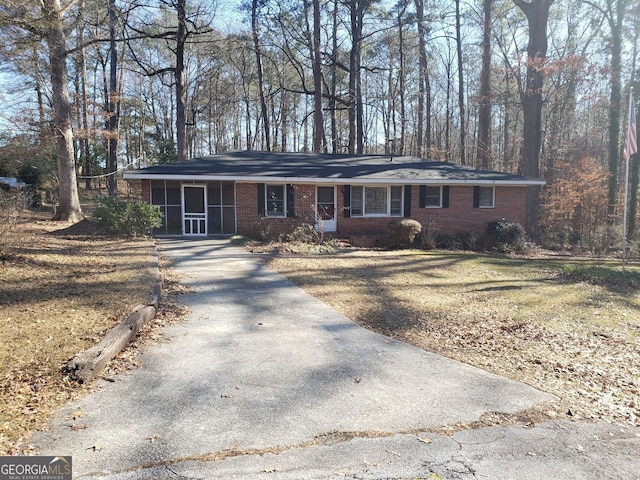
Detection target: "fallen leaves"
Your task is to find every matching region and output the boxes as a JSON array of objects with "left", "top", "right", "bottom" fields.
[
  {"left": 1, "top": 211, "right": 188, "bottom": 454},
  {"left": 265, "top": 251, "right": 640, "bottom": 428},
  {"left": 416, "top": 436, "right": 433, "bottom": 444}
]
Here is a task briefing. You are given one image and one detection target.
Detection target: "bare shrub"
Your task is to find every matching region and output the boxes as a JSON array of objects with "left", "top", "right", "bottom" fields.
[
  {"left": 0, "top": 190, "right": 26, "bottom": 258},
  {"left": 250, "top": 216, "right": 277, "bottom": 242},
  {"left": 285, "top": 223, "right": 320, "bottom": 244},
  {"left": 420, "top": 220, "right": 440, "bottom": 250},
  {"left": 388, "top": 219, "right": 422, "bottom": 249}
]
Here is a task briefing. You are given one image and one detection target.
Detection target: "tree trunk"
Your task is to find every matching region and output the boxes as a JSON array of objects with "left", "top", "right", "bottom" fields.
[
  {"left": 604, "top": 0, "right": 632, "bottom": 219},
  {"left": 43, "top": 0, "right": 83, "bottom": 223},
  {"left": 175, "top": 0, "right": 188, "bottom": 161},
  {"left": 627, "top": 8, "right": 639, "bottom": 239},
  {"left": 348, "top": 0, "right": 367, "bottom": 154},
  {"left": 455, "top": 0, "right": 466, "bottom": 165},
  {"left": 312, "top": 0, "right": 325, "bottom": 153},
  {"left": 477, "top": 0, "right": 493, "bottom": 169},
  {"left": 414, "top": 0, "right": 431, "bottom": 158},
  {"left": 78, "top": 35, "right": 91, "bottom": 190},
  {"left": 445, "top": 50, "right": 452, "bottom": 162},
  {"left": 330, "top": 0, "right": 339, "bottom": 153},
  {"left": 107, "top": 0, "right": 119, "bottom": 195},
  {"left": 252, "top": 0, "right": 271, "bottom": 151},
  {"left": 397, "top": 1, "right": 407, "bottom": 155},
  {"left": 513, "top": 0, "right": 553, "bottom": 241}
]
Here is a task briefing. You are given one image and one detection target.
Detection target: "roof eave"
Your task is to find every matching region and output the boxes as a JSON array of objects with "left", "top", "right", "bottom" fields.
[{"left": 123, "top": 172, "right": 545, "bottom": 186}]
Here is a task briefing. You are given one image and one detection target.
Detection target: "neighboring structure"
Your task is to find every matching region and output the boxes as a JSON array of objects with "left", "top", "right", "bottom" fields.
[
  {"left": 0, "top": 177, "right": 25, "bottom": 191},
  {"left": 123, "top": 151, "right": 545, "bottom": 246}
]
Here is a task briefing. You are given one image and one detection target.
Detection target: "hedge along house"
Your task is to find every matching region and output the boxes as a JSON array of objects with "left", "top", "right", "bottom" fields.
[{"left": 123, "top": 151, "right": 545, "bottom": 246}]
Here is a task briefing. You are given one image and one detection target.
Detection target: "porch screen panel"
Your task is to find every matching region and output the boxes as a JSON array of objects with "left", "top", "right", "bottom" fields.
[
  {"left": 208, "top": 183, "right": 222, "bottom": 205},
  {"left": 222, "top": 182, "right": 235, "bottom": 204},
  {"left": 151, "top": 182, "right": 164, "bottom": 205},
  {"left": 207, "top": 181, "right": 236, "bottom": 235},
  {"left": 208, "top": 206, "right": 222, "bottom": 233},
  {"left": 150, "top": 180, "right": 182, "bottom": 235},
  {"left": 223, "top": 207, "right": 235, "bottom": 233},
  {"left": 166, "top": 181, "right": 181, "bottom": 204},
  {"left": 166, "top": 206, "right": 182, "bottom": 234}
]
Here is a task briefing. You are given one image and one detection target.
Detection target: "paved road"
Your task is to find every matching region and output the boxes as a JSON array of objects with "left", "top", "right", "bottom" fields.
[{"left": 31, "top": 239, "right": 640, "bottom": 479}]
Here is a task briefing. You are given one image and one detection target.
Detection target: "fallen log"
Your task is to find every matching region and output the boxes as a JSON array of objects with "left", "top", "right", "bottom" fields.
[
  {"left": 147, "top": 249, "right": 163, "bottom": 309},
  {"left": 64, "top": 304, "right": 156, "bottom": 383}
]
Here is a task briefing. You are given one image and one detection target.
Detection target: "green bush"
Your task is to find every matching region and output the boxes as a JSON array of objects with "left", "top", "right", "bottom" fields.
[
  {"left": 93, "top": 196, "right": 162, "bottom": 237},
  {"left": 388, "top": 219, "right": 423, "bottom": 249},
  {"left": 485, "top": 219, "right": 526, "bottom": 253}
]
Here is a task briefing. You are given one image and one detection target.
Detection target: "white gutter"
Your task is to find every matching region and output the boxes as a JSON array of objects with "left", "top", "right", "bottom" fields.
[{"left": 123, "top": 172, "right": 546, "bottom": 186}]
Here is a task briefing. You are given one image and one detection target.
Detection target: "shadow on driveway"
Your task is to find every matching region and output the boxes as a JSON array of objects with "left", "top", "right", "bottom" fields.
[{"left": 31, "top": 239, "right": 555, "bottom": 477}]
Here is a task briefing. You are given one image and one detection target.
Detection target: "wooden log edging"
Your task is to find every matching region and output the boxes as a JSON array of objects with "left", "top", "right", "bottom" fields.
[{"left": 63, "top": 245, "right": 164, "bottom": 384}]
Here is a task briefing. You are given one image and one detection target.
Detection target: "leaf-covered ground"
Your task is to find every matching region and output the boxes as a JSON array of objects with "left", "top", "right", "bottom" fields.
[
  {"left": 0, "top": 212, "right": 186, "bottom": 454},
  {"left": 264, "top": 249, "right": 640, "bottom": 427}
]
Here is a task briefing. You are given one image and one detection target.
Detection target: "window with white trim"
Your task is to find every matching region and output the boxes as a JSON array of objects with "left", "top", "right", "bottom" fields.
[
  {"left": 350, "top": 185, "right": 403, "bottom": 217},
  {"left": 266, "top": 184, "right": 286, "bottom": 217},
  {"left": 478, "top": 186, "right": 495, "bottom": 208},
  {"left": 423, "top": 186, "right": 442, "bottom": 208}
]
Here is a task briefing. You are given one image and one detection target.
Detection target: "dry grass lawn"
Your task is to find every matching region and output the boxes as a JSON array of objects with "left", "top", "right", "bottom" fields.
[
  {"left": 264, "top": 248, "right": 640, "bottom": 427},
  {"left": 0, "top": 210, "right": 182, "bottom": 454},
  {"left": 2, "top": 208, "right": 638, "bottom": 454}
]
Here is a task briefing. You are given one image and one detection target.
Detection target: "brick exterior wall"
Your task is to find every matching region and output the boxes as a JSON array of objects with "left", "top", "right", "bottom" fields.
[
  {"left": 236, "top": 183, "right": 528, "bottom": 245},
  {"left": 331, "top": 185, "right": 526, "bottom": 246},
  {"left": 140, "top": 179, "right": 150, "bottom": 202},
  {"left": 410, "top": 186, "right": 527, "bottom": 236},
  {"left": 236, "top": 183, "right": 318, "bottom": 239},
  {"left": 137, "top": 179, "right": 529, "bottom": 246}
]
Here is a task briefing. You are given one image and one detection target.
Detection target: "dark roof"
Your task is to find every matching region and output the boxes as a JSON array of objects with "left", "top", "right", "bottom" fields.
[{"left": 123, "top": 151, "right": 544, "bottom": 186}]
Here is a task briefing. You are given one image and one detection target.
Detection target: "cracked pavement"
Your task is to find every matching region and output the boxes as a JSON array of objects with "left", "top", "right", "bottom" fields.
[{"left": 30, "top": 239, "right": 640, "bottom": 479}]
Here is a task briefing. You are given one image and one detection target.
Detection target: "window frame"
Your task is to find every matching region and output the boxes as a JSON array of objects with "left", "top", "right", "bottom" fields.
[
  {"left": 265, "top": 183, "right": 286, "bottom": 218},
  {"left": 350, "top": 185, "right": 404, "bottom": 217},
  {"left": 423, "top": 186, "right": 443, "bottom": 208},
  {"left": 478, "top": 186, "right": 495, "bottom": 208}
]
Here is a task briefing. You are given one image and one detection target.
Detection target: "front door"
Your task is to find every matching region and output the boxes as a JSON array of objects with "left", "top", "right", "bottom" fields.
[
  {"left": 316, "top": 186, "right": 336, "bottom": 233},
  {"left": 182, "top": 185, "right": 207, "bottom": 236}
]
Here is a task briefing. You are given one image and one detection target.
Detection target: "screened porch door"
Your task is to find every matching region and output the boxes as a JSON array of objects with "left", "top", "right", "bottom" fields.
[{"left": 182, "top": 185, "right": 207, "bottom": 236}]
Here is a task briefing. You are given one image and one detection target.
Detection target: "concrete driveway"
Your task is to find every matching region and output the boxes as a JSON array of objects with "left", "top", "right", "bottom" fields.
[{"left": 31, "top": 239, "right": 640, "bottom": 479}]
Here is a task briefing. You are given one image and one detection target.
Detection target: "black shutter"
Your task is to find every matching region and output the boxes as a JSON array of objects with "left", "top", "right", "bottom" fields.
[
  {"left": 404, "top": 185, "right": 412, "bottom": 217},
  {"left": 473, "top": 186, "right": 480, "bottom": 208},
  {"left": 286, "top": 184, "right": 295, "bottom": 218},
  {"left": 257, "top": 183, "right": 265, "bottom": 215},
  {"left": 442, "top": 186, "right": 450, "bottom": 208},
  {"left": 343, "top": 185, "right": 351, "bottom": 218},
  {"left": 419, "top": 185, "right": 426, "bottom": 208}
]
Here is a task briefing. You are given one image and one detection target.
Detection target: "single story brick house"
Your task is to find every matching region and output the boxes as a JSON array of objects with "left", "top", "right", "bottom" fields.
[{"left": 123, "top": 151, "right": 545, "bottom": 245}]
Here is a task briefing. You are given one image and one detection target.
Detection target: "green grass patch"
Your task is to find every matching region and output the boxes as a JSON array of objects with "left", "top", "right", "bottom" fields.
[{"left": 560, "top": 264, "right": 640, "bottom": 291}]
